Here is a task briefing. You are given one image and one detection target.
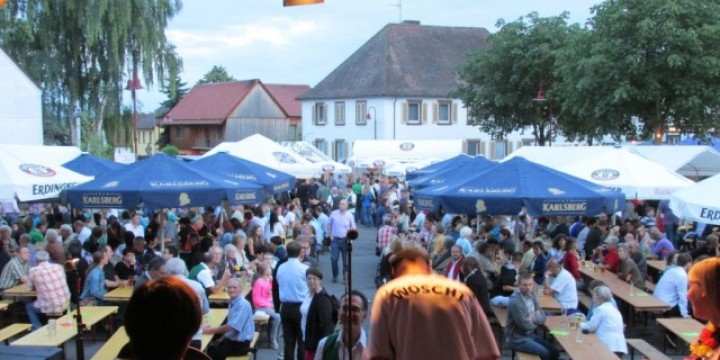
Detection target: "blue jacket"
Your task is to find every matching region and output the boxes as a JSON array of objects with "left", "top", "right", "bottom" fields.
[{"left": 530, "top": 252, "right": 550, "bottom": 285}]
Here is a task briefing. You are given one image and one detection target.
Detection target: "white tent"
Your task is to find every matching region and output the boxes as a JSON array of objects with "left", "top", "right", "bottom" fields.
[
  {"left": 382, "top": 160, "right": 437, "bottom": 177},
  {"left": 280, "top": 141, "right": 351, "bottom": 174},
  {"left": 669, "top": 173, "right": 720, "bottom": 225},
  {"left": 558, "top": 148, "right": 694, "bottom": 200},
  {"left": 502, "top": 145, "right": 614, "bottom": 167},
  {"left": 204, "top": 134, "right": 320, "bottom": 179},
  {"left": 0, "top": 145, "right": 91, "bottom": 201},
  {"left": 624, "top": 145, "right": 720, "bottom": 179},
  {"left": 350, "top": 139, "right": 462, "bottom": 163}
]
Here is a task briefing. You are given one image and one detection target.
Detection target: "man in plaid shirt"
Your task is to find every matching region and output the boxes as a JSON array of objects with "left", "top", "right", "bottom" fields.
[
  {"left": 26, "top": 250, "right": 70, "bottom": 330},
  {"left": 376, "top": 215, "right": 397, "bottom": 253}
]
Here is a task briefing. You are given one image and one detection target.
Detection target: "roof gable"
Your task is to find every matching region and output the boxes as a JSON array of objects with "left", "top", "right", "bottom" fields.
[
  {"left": 264, "top": 84, "right": 311, "bottom": 117},
  {"left": 299, "top": 22, "right": 490, "bottom": 100},
  {"left": 165, "top": 80, "right": 259, "bottom": 122}
]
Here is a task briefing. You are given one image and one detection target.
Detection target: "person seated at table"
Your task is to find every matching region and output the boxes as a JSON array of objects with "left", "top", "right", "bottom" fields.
[
  {"left": 686, "top": 258, "right": 720, "bottom": 360},
  {"left": 0, "top": 245, "right": 29, "bottom": 289},
  {"left": 585, "top": 280, "right": 617, "bottom": 320},
  {"left": 472, "top": 241, "right": 498, "bottom": 288},
  {"left": 506, "top": 272, "right": 559, "bottom": 360},
  {"left": 530, "top": 241, "right": 550, "bottom": 285},
  {"left": 101, "top": 245, "right": 121, "bottom": 292},
  {"left": 561, "top": 239, "right": 581, "bottom": 284},
  {"left": 134, "top": 256, "right": 167, "bottom": 290},
  {"left": 461, "top": 256, "right": 492, "bottom": 315},
  {"left": 690, "top": 234, "right": 718, "bottom": 260},
  {"left": 519, "top": 240, "right": 534, "bottom": 273},
  {"left": 542, "top": 259, "right": 578, "bottom": 315},
  {"left": 490, "top": 252, "right": 523, "bottom": 306},
  {"left": 165, "top": 258, "right": 209, "bottom": 351},
  {"left": 626, "top": 240, "right": 648, "bottom": 282},
  {"left": 649, "top": 227, "right": 675, "bottom": 260},
  {"left": 121, "top": 276, "right": 210, "bottom": 360},
  {"left": 26, "top": 250, "right": 71, "bottom": 330},
  {"left": 252, "top": 262, "right": 281, "bottom": 350},
  {"left": 617, "top": 243, "right": 644, "bottom": 289},
  {"left": 115, "top": 248, "right": 137, "bottom": 281},
  {"left": 132, "top": 236, "right": 156, "bottom": 271},
  {"left": 80, "top": 250, "right": 109, "bottom": 305},
  {"left": 595, "top": 236, "right": 620, "bottom": 273},
  {"left": 204, "top": 277, "right": 255, "bottom": 360},
  {"left": 653, "top": 253, "right": 691, "bottom": 318},
  {"left": 548, "top": 234, "right": 567, "bottom": 262},
  {"left": 580, "top": 285, "right": 628, "bottom": 358},
  {"left": 161, "top": 244, "right": 180, "bottom": 261},
  {"left": 189, "top": 251, "right": 230, "bottom": 297},
  {"left": 444, "top": 245, "right": 465, "bottom": 282}
]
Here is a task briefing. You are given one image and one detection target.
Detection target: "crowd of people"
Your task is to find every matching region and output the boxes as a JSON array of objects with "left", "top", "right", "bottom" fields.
[{"left": 0, "top": 174, "right": 720, "bottom": 359}]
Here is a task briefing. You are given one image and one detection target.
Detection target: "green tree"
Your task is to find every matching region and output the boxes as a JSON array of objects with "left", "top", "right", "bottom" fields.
[
  {"left": 156, "top": 71, "right": 189, "bottom": 147},
  {"left": 557, "top": 0, "right": 720, "bottom": 143},
  {"left": 454, "top": 13, "right": 582, "bottom": 145},
  {"left": 161, "top": 144, "right": 179, "bottom": 156},
  {"left": 198, "top": 65, "right": 236, "bottom": 84},
  {"left": 0, "top": 0, "right": 183, "bottom": 147}
]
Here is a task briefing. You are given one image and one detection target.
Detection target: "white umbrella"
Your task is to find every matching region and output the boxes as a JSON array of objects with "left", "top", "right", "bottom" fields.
[
  {"left": 558, "top": 148, "right": 694, "bottom": 200},
  {"left": 669, "top": 173, "right": 720, "bottom": 225}
]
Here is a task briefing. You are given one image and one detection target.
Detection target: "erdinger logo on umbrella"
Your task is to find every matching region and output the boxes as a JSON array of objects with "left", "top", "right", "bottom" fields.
[
  {"left": 19, "top": 164, "right": 56, "bottom": 177},
  {"left": 321, "top": 164, "right": 335, "bottom": 173},
  {"left": 272, "top": 152, "right": 297, "bottom": 164},
  {"left": 591, "top": 169, "right": 620, "bottom": 181},
  {"left": 373, "top": 160, "right": 385, "bottom": 168},
  {"left": 399, "top": 142, "right": 415, "bottom": 151}
]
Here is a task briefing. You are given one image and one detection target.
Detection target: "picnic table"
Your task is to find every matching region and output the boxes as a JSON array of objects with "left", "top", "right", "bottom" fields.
[
  {"left": 208, "top": 277, "right": 252, "bottom": 304},
  {"left": 91, "top": 326, "right": 128, "bottom": 360},
  {"left": 103, "top": 286, "right": 134, "bottom": 302},
  {"left": 11, "top": 306, "right": 118, "bottom": 348},
  {"left": 3, "top": 284, "right": 36, "bottom": 298},
  {"left": 656, "top": 317, "right": 704, "bottom": 353},
  {"left": 544, "top": 315, "right": 619, "bottom": 359},
  {"left": 647, "top": 260, "right": 666, "bottom": 273},
  {"left": 201, "top": 308, "right": 229, "bottom": 351}
]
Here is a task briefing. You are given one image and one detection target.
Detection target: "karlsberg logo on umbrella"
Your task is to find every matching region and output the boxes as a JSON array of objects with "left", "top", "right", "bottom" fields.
[
  {"left": 322, "top": 164, "right": 335, "bottom": 173},
  {"left": 272, "top": 152, "right": 297, "bottom": 164},
  {"left": 591, "top": 169, "right": 620, "bottom": 181},
  {"left": 399, "top": 142, "right": 415, "bottom": 151},
  {"left": 19, "top": 164, "right": 56, "bottom": 177}
]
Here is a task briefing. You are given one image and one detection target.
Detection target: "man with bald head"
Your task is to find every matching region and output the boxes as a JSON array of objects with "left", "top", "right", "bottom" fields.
[
  {"left": 326, "top": 199, "right": 356, "bottom": 283},
  {"left": 542, "top": 258, "right": 578, "bottom": 313}
]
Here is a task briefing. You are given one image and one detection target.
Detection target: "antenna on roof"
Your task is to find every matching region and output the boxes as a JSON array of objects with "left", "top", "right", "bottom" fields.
[{"left": 390, "top": 0, "right": 402, "bottom": 23}]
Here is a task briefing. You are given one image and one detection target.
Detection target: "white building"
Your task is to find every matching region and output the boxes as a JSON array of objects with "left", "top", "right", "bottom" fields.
[
  {"left": 299, "top": 21, "right": 542, "bottom": 162},
  {"left": 0, "top": 48, "right": 43, "bottom": 145}
]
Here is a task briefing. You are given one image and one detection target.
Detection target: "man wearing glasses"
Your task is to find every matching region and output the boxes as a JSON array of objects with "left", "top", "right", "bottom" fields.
[{"left": 314, "top": 290, "right": 368, "bottom": 360}]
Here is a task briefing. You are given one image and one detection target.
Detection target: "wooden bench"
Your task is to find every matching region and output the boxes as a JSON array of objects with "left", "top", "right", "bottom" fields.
[
  {"left": 0, "top": 323, "right": 31, "bottom": 345},
  {"left": 644, "top": 280, "right": 655, "bottom": 293},
  {"left": 91, "top": 326, "right": 128, "bottom": 360},
  {"left": 514, "top": 352, "right": 541, "bottom": 360},
  {"left": 578, "top": 293, "right": 593, "bottom": 312},
  {"left": 226, "top": 331, "right": 260, "bottom": 360},
  {"left": 626, "top": 338, "right": 672, "bottom": 360},
  {"left": 0, "top": 300, "right": 11, "bottom": 312}
]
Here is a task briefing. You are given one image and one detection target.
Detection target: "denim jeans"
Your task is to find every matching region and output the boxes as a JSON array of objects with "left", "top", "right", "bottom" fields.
[
  {"left": 23, "top": 298, "right": 43, "bottom": 330},
  {"left": 256, "top": 307, "right": 281, "bottom": 344},
  {"left": 361, "top": 205, "right": 372, "bottom": 226},
  {"left": 330, "top": 237, "right": 348, "bottom": 279},
  {"left": 508, "top": 334, "right": 560, "bottom": 360}
]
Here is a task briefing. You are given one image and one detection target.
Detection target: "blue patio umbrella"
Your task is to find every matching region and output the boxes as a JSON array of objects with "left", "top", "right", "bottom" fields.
[
  {"left": 406, "top": 154, "right": 475, "bottom": 181},
  {"left": 189, "top": 152, "right": 296, "bottom": 195},
  {"left": 64, "top": 153, "right": 263, "bottom": 209},
  {"left": 413, "top": 157, "right": 624, "bottom": 216},
  {"left": 409, "top": 156, "right": 495, "bottom": 190},
  {"left": 62, "top": 154, "right": 125, "bottom": 177}
]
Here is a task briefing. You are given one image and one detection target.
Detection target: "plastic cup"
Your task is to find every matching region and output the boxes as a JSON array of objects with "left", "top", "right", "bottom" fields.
[{"left": 47, "top": 319, "right": 57, "bottom": 336}]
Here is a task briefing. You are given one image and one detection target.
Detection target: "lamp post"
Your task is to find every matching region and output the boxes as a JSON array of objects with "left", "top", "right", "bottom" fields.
[
  {"left": 367, "top": 106, "right": 377, "bottom": 140},
  {"left": 533, "top": 87, "right": 552, "bottom": 146},
  {"left": 125, "top": 70, "right": 143, "bottom": 159}
]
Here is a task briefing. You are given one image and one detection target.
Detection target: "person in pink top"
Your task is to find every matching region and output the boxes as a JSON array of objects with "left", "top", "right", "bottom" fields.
[{"left": 252, "top": 262, "right": 281, "bottom": 350}]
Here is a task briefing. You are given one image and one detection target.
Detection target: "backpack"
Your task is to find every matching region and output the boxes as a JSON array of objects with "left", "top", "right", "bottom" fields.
[{"left": 328, "top": 294, "right": 341, "bottom": 324}]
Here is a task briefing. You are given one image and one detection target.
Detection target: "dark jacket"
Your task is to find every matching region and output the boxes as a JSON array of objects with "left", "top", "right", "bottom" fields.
[
  {"left": 465, "top": 269, "right": 492, "bottom": 315},
  {"left": 303, "top": 289, "right": 335, "bottom": 352},
  {"left": 530, "top": 252, "right": 550, "bottom": 285},
  {"left": 505, "top": 289, "right": 545, "bottom": 344}
]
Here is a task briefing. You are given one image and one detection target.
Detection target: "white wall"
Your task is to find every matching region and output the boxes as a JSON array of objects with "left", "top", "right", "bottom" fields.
[{"left": 0, "top": 50, "right": 43, "bottom": 145}]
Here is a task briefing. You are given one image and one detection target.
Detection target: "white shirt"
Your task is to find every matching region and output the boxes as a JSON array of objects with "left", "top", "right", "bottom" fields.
[
  {"left": 549, "top": 268, "right": 578, "bottom": 310},
  {"left": 77, "top": 226, "right": 92, "bottom": 243},
  {"left": 580, "top": 302, "right": 628, "bottom": 354},
  {"left": 276, "top": 258, "right": 309, "bottom": 303},
  {"left": 316, "top": 329, "right": 367, "bottom": 360},
  {"left": 195, "top": 263, "right": 216, "bottom": 290},
  {"left": 124, "top": 223, "right": 144, "bottom": 238},
  {"left": 653, "top": 265, "right": 689, "bottom": 317}
]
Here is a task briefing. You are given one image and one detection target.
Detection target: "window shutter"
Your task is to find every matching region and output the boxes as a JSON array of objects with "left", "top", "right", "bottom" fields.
[
  {"left": 516, "top": 140, "right": 523, "bottom": 150},
  {"left": 324, "top": 104, "right": 328, "bottom": 125},
  {"left": 312, "top": 105, "right": 316, "bottom": 125},
  {"left": 432, "top": 102, "right": 439, "bottom": 124},
  {"left": 343, "top": 142, "right": 349, "bottom": 160},
  {"left": 451, "top": 103, "right": 458, "bottom": 124},
  {"left": 462, "top": 140, "right": 468, "bottom": 154},
  {"left": 422, "top": 102, "right": 428, "bottom": 124},
  {"left": 507, "top": 140, "right": 514, "bottom": 155},
  {"left": 402, "top": 102, "right": 408, "bottom": 124}
]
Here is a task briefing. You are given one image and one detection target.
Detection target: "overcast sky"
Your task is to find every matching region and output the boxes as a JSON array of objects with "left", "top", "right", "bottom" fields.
[{"left": 137, "top": 0, "right": 600, "bottom": 110}]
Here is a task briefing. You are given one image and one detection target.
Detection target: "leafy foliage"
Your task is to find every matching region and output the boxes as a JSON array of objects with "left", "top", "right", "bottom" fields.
[
  {"left": 198, "top": 65, "right": 236, "bottom": 84},
  {"left": 161, "top": 144, "right": 179, "bottom": 156}
]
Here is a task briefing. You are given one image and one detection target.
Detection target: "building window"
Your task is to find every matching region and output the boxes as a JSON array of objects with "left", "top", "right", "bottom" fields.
[
  {"left": 288, "top": 125, "right": 298, "bottom": 140},
  {"left": 438, "top": 101, "right": 451, "bottom": 125},
  {"left": 334, "top": 101, "right": 345, "bottom": 126},
  {"left": 333, "top": 139, "right": 347, "bottom": 162},
  {"left": 355, "top": 101, "right": 367, "bottom": 125},
  {"left": 466, "top": 139, "right": 482, "bottom": 156},
  {"left": 521, "top": 138, "right": 535, "bottom": 147},
  {"left": 313, "top": 102, "right": 326, "bottom": 125},
  {"left": 216, "top": 127, "right": 223, "bottom": 140},
  {"left": 407, "top": 101, "right": 422, "bottom": 125},
  {"left": 314, "top": 139, "right": 327, "bottom": 154},
  {"left": 492, "top": 140, "right": 507, "bottom": 160},
  {"left": 175, "top": 126, "right": 184, "bottom": 139}
]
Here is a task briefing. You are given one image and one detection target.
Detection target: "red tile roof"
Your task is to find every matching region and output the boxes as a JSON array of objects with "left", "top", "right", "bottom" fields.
[
  {"left": 264, "top": 84, "right": 311, "bottom": 118},
  {"left": 165, "top": 80, "right": 258, "bottom": 123}
]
